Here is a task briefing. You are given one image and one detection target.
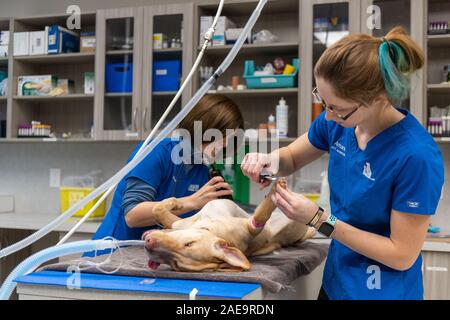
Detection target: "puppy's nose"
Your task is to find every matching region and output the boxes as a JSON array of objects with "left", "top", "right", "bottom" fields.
[{"left": 145, "top": 237, "right": 158, "bottom": 250}]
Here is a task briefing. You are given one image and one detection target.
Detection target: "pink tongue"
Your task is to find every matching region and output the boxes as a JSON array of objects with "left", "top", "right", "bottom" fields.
[{"left": 147, "top": 260, "right": 160, "bottom": 270}]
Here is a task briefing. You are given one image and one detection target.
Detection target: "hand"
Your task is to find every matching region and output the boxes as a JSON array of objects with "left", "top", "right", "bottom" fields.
[
  {"left": 271, "top": 183, "right": 319, "bottom": 225},
  {"left": 241, "top": 152, "right": 278, "bottom": 190},
  {"left": 190, "top": 176, "right": 233, "bottom": 209}
]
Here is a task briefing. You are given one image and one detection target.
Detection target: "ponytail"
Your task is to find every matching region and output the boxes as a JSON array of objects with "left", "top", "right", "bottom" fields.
[{"left": 378, "top": 27, "right": 424, "bottom": 104}]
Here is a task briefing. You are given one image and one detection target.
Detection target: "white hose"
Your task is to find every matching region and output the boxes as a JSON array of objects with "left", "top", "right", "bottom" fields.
[
  {"left": 0, "top": 239, "right": 145, "bottom": 300},
  {"left": 0, "top": 0, "right": 268, "bottom": 259},
  {"left": 57, "top": 0, "right": 226, "bottom": 245}
]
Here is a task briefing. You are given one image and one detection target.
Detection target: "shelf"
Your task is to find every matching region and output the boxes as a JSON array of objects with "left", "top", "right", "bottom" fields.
[
  {"left": 427, "top": 84, "right": 450, "bottom": 94},
  {"left": 106, "top": 50, "right": 133, "bottom": 55},
  {"left": 14, "top": 52, "right": 95, "bottom": 64},
  {"left": 13, "top": 94, "right": 94, "bottom": 102},
  {"left": 198, "top": 0, "right": 298, "bottom": 16},
  {"left": 434, "top": 137, "right": 450, "bottom": 143},
  {"left": 152, "top": 91, "right": 177, "bottom": 96},
  {"left": 0, "top": 138, "right": 140, "bottom": 143},
  {"left": 153, "top": 48, "right": 182, "bottom": 53},
  {"left": 428, "top": 34, "right": 450, "bottom": 47},
  {"left": 245, "top": 137, "right": 297, "bottom": 144},
  {"left": 0, "top": 96, "right": 7, "bottom": 101},
  {"left": 198, "top": 42, "right": 299, "bottom": 55},
  {"left": 208, "top": 88, "right": 298, "bottom": 97},
  {"left": 105, "top": 92, "right": 132, "bottom": 97}
]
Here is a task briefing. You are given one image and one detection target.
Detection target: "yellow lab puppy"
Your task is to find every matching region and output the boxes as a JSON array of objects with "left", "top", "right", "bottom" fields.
[{"left": 143, "top": 181, "right": 316, "bottom": 272}]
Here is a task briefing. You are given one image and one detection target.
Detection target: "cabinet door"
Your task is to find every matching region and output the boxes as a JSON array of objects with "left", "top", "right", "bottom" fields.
[
  {"left": 422, "top": 251, "right": 450, "bottom": 300},
  {"left": 141, "top": 4, "right": 194, "bottom": 140},
  {"left": 300, "top": 0, "right": 360, "bottom": 134},
  {"left": 95, "top": 7, "right": 143, "bottom": 140}
]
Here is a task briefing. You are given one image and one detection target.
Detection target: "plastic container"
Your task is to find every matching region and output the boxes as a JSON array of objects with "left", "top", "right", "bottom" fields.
[
  {"left": 276, "top": 97, "right": 289, "bottom": 137},
  {"left": 152, "top": 60, "right": 181, "bottom": 92},
  {"left": 106, "top": 63, "right": 133, "bottom": 93},
  {"left": 60, "top": 187, "right": 105, "bottom": 219},
  {"left": 243, "top": 58, "right": 299, "bottom": 89}
]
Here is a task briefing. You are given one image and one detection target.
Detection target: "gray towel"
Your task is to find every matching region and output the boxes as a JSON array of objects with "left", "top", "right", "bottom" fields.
[{"left": 41, "top": 241, "right": 329, "bottom": 293}]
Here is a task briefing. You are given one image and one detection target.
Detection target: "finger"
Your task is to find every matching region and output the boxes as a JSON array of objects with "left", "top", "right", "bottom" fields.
[
  {"left": 272, "top": 193, "right": 294, "bottom": 217},
  {"left": 212, "top": 182, "right": 232, "bottom": 190},
  {"left": 207, "top": 176, "right": 224, "bottom": 185},
  {"left": 276, "top": 183, "right": 294, "bottom": 202},
  {"left": 213, "top": 189, "right": 234, "bottom": 198}
]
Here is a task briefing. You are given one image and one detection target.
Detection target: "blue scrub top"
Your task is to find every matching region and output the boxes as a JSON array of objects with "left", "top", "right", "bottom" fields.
[
  {"left": 308, "top": 109, "right": 444, "bottom": 300},
  {"left": 90, "top": 138, "right": 209, "bottom": 243}
]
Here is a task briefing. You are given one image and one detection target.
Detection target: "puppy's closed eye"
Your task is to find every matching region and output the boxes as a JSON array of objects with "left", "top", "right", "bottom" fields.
[{"left": 184, "top": 241, "right": 196, "bottom": 247}]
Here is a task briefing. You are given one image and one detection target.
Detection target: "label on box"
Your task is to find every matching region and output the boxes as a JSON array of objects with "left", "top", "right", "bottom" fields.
[
  {"left": 156, "top": 69, "right": 167, "bottom": 76},
  {"left": 81, "top": 38, "right": 96, "bottom": 48},
  {"left": 261, "top": 78, "right": 277, "bottom": 84}
]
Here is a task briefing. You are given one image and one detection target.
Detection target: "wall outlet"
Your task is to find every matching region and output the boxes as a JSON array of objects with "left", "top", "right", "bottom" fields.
[{"left": 49, "top": 168, "right": 61, "bottom": 188}]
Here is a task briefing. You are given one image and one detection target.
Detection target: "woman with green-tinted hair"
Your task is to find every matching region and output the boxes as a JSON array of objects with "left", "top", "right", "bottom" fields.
[{"left": 240, "top": 27, "right": 444, "bottom": 300}]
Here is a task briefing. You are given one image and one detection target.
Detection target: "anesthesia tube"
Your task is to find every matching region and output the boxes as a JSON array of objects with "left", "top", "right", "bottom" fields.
[{"left": 0, "top": 0, "right": 268, "bottom": 260}]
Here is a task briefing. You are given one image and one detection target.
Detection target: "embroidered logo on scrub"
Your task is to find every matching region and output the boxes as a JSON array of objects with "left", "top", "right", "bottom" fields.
[
  {"left": 363, "top": 162, "right": 376, "bottom": 181},
  {"left": 331, "top": 141, "right": 346, "bottom": 157},
  {"left": 188, "top": 184, "right": 200, "bottom": 192},
  {"left": 407, "top": 200, "right": 420, "bottom": 208}
]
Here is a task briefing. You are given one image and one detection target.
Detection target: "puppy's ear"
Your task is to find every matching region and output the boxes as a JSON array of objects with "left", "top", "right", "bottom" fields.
[{"left": 213, "top": 239, "right": 251, "bottom": 271}]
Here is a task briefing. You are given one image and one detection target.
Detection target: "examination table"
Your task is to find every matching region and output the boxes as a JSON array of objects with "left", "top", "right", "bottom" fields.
[{"left": 14, "top": 241, "right": 328, "bottom": 300}]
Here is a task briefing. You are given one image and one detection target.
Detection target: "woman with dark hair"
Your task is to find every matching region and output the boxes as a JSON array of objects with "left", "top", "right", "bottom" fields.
[{"left": 90, "top": 94, "right": 244, "bottom": 244}]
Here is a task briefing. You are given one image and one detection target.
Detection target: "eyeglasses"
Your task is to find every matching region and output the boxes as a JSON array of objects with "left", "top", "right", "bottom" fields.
[{"left": 312, "top": 87, "right": 361, "bottom": 121}]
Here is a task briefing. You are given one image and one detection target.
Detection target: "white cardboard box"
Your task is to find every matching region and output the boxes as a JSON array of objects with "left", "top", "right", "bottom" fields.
[
  {"left": 213, "top": 16, "right": 236, "bottom": 46},
  {"left": 0, "top": 31, "right": 9, "bottom": 45},
  {"left": 0, "top": 44, "right": 8, "bottom": 57},
  {"left": 29, "top": 30, "right": 47, "bottom": 55},
  {"left": 199, "top": 16, "right": 213, "bottom": 47},
  {"left": 13, "top": 32, "right": 29, "bottom": 56}
]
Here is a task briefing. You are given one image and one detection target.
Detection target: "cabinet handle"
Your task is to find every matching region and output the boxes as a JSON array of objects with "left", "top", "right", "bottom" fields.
[
  {"left": 132, "top": 109, "right": 138, "bottom": 132},
  {"left": 142, "top": 108, "right": 148, "bottom": 132}
]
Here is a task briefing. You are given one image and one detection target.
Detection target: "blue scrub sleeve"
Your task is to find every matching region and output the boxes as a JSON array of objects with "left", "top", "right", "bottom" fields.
[
  {"left": 308, "top": 111, "right": 330, "bottom": 151},
  {"left": 392, "top": 150, "right": 444, "bottom": 215},
  {"left": 126, "top": 140, "right": 171, "bottom": 192},
  {"left": 122, "top": 177, "right": 157, "bottom": 215}
]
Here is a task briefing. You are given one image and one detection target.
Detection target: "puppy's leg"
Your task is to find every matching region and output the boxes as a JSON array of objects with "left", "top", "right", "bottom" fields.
[
  {"left": 247, "top": 180, "right": 286, "bottom": 236},
  {"left": 152, "top": 197, "right": 182, "bottom": 229}
]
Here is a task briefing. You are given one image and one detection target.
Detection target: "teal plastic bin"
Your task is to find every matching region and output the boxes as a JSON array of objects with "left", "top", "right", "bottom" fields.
[{"left": 243, "top": 59, "right": 299, "bottom": 89}]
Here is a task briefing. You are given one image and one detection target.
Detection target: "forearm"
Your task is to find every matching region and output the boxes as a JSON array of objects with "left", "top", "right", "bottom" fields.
[
  {"left": 271, "top": 146, "right": 296, "bottom": 177},
  {"left": 316, "top": 212, "right": 422, "bottom": 271},
  {"left": 125, "top": 196, "right": 198, "bottom": 228}
]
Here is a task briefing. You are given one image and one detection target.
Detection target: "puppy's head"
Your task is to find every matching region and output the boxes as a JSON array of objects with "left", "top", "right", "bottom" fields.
[{"left": 142, "top": 228, "right": 251, "bottom": 272}]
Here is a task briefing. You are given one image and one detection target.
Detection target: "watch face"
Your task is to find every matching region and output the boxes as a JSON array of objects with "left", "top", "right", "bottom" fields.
[{"left": 319, "top": 223, "right": 334, "bottom": 237}]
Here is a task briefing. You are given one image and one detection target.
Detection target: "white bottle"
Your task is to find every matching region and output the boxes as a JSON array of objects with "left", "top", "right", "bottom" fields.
[{"left": 276, "top": 97, "right": 289, "bottom": 137}]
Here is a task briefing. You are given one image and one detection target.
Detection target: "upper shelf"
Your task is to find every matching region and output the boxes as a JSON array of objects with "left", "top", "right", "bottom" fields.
[
  {"left": 427, "top": 84, "right": 450, "bottom": 94},
  {"left": 198, "top": 42, "right": 299, "bottom": 56},
  {"left": 428, "top": 34, "right": 450, "bottom": 48},
  {"left": 13, "top": 94, "right": 94, "bottom": 102},
  {"left": 14, "top": 52, "right": 95, "bottom": 64},
  {"left": 106, "top": 50, "right": 133, "bottom": 55},
  {"left": 207, "top": 88, "right": 298, "bottom": 97}
]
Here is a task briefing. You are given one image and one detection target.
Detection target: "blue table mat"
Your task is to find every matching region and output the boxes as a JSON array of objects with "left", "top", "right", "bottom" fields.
[{"left": 15, "top": 270, "right": 261, "bottom": 299}]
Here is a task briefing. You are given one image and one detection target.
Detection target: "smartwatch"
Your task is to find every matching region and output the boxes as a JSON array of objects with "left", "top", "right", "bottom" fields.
[{"left": 317, "top": 212, "right": 337, "bottom": 237}]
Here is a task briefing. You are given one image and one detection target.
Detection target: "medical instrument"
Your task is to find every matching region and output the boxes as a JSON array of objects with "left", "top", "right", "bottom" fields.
[
  {"left": 259, "top": 170, "right": 278, "bottom": 183},
  {"left": 0, "top": 238, "right": 145, "bottom": 300},
  {"left": 0, "top": 0, "right": 268, "bottom": 260},
  {"left": 208, "top": 165, "right": 233, "bottom": 200}
]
